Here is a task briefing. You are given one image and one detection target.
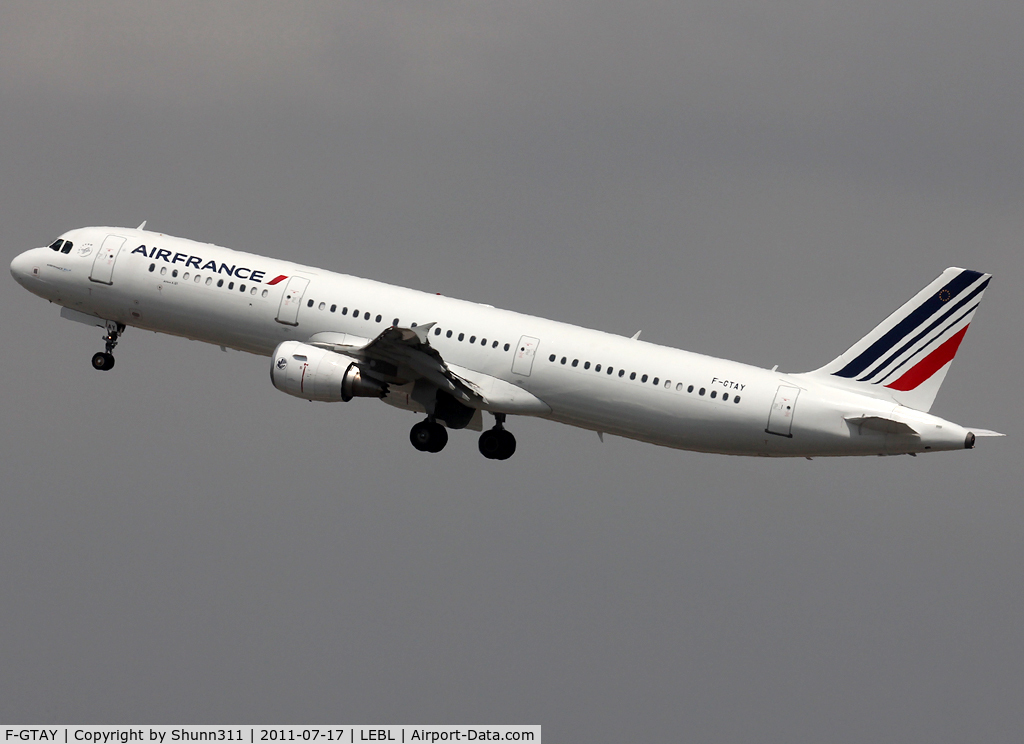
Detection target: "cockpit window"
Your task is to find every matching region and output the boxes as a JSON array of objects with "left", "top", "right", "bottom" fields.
[
  {"left": 60, "top": 241, "right": 73, "bottom": 254},
  {"left": 49, "top": 239, "right": 64, "bottom": 252}
]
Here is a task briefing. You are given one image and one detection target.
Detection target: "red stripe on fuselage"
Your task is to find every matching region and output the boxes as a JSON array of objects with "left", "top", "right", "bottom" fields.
[
  {"left": 266, "top": 275, "right": 288, "bottom": 285},
  {"left": 885, "top": 325, "right": 970, "bottom": 391}
]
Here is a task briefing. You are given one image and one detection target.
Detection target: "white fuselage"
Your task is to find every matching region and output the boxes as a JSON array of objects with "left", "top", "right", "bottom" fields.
[{"left": 10, "top": 226, "right": 977, "bottom": 457}]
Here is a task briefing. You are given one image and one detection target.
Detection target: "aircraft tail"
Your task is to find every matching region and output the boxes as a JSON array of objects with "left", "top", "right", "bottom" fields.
[{"left": 809, "top": 267, "right": 991, "bottom": 412}]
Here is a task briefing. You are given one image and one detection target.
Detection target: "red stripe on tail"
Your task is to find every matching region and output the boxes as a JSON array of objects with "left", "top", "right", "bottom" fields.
[{"left": 885, "top": 325, "right": 969, "bottom": 392}]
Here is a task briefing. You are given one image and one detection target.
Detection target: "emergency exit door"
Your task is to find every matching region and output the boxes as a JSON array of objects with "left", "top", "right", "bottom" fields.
[
  {"left": 511, "top": 335, "right": 540, "bottom": 376},
  {"left": 89, "top": 235, "right": 127, "bottom": 284},
  {"left": 766, "top": 385, "right": 800, "bottom": 437},
  {"left": 275, "top": 276, "right": 310, "bottom": 325}
]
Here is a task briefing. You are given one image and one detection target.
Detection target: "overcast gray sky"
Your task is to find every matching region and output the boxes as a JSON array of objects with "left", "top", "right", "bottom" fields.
[{"left": 2, "top": 1, "right": 1023, "bottom": 741}]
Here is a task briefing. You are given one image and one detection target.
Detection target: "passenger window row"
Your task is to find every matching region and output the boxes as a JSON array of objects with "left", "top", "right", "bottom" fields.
[
  {"left": 546, "top": 353, "right": 742, "bottom": 404},
  {"left": 302, "top": 299, "right": 514, "bottom": 353},
  {"left": 434, "top": 325, "right": 510, "bottom": 352},
  {"left": 148, "top": 263, "right": 270, "bottom": 297}
]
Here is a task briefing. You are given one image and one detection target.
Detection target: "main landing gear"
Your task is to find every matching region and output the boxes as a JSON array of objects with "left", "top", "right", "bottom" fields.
[
  {"left": 410, "top": 418, "right": 449, "bottom": 453},
  {"left": 91, "top": 321, "right": 124, "bottom": 371},
  {"left": 478, "top": 413, "right": 516, "bottom": 460},
  {"left": 409, "top": 413, "right": 518, "bottom": 459}
]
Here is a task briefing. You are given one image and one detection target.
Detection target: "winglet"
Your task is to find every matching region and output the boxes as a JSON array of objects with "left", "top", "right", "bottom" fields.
[
  {"left": 411, "top": 321, "right": 436, "bottom": 344},
  {"left": 137, "top": 221, "right": 147, "bottom": 230}
]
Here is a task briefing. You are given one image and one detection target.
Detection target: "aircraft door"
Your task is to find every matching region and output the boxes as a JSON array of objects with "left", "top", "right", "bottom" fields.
[
  {"left": 89, "top": 235, "right": 127, "bottom": 284},
  {"left": 766, "top": 385, "right": 800, "bottom": 437},
  {"left": 275, "top": 276, "right": 310, "bottom": 326},
  {"left": 511, "top": 335, "right": 540, "bottom": 376}
]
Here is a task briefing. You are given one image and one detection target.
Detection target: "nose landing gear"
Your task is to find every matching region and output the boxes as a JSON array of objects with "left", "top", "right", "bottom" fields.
[
  {"left": 410, "top": 418, "right": 449, "bottom": 453},
  {"left": 91, "top": 321, "right": 124, "bottom": 371},
  {"left": 478, "top": 413, "right": 517, "bottom": 460}
]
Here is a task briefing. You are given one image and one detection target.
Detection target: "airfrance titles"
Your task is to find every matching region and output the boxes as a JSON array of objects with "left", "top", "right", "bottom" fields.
[{"left": 131, "top": 245, "right": 268, "bottom": 283}]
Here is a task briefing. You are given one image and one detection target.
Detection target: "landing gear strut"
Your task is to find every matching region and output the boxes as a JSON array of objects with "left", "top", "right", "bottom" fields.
[
  {"left": 410, "top": 418, "right": 449, "bottom": 453},
  {"left": 478, "top": 413, "right": 517, "bottom": 460},
  {"left": 91, "top": 321, "right": 124, "bottom": 371}
]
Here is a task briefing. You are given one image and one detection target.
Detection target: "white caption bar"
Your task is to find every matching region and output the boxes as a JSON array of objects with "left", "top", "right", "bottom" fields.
[{"left": 1, "top": 728, "right": 540, "bottom": 744}]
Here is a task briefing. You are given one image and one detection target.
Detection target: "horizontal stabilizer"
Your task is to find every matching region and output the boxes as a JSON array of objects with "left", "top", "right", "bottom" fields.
[
  {"left": 968, "top": 428, "right": 1005, "bottom": 437},
  {"left": 845, "top": 415, "right": 919, "bottom": 436}
]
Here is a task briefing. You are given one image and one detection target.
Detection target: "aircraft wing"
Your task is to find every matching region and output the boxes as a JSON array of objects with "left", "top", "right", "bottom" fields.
[{"left": 307, "top": 323, "right": 483, "bottom": 405}]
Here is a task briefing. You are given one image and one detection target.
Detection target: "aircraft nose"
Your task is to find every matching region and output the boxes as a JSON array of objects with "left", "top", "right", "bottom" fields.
[{"left": 10, "top": 249, "right": 40, "bottom": 287}]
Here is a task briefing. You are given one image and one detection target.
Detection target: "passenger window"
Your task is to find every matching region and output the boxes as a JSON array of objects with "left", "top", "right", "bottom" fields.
[
  {"left": 619, "top": 369, "right": 625, "bottom": 377},
  {"left": 364, "top": 312, "right": 370, "bottom": 320},
  {"left": 61, "top": 241, "right": 73, "bottom": 254},
  {"left": 481, "top": 338, "right": 487, "bottom": 346},
  {"left": 393, "top": 318, "right": 399, "bottom": 326},
  {"left": 675, "top": 382, "right": 682, "bottom": 391},
  {"left": 183, "top": 272, "right": 190, "bottom": 280},
  {"left": 595, "top": 364, "right": 602, "bottom": 372},
  {"left": 250, "top": 287, "right": 256, "bottom": 295},
  {"left": 376, "top": 314, "right": 382, "bottom": 323},
  {"left": 562, "top": 357, "right": 568, "bottom": 365},
  {"left": 49, "top": 239, "right": 63, "bottom": 252},
  {"left": 330, "top": 305, "right": 337, "bottom": 312},
  {"left": 629, "top": 372, "right": 636, "bottom": 380},
  {"left": 160, "top": 267, "right": 167, "bottom": 275},
  {"left": 319, "top": 302, "right": 326, "bottom": 310},
  {"left": 196, "top": 276, "right": 202, "bottom": 284},
  {"left": 207, "top": 278, "right": 213, "bottom": 286},
  {"left": 447, "top": 330, "right": 453, "bottom": 338},
  {"left": 687, "top": 385, "right": 694, "bottom": 393},
  {"left": 549, "top": 354, "right": 556, "bottom": 362},
  {"left": 172, "top": 270, "right": 178, "bottom": 278},
  {"left": 572, "top": 359, "right": 579, "bottom": 367},
  {"left": 653, "top": 377, "right": 659, "bottom": 385},
  {"left": 470, "top": 336, "right": 476, "bottom": 344},
  {"left": 352, "top": 309, "right": 358, "bottom": 317},
  {"left": 262, "top": 289, "right": 268, "bottom": 297},
  {"left": 664, "top": 380, "right": 670, "bottom": 388},
  {"left": 343, "top": 307, "right": 349, "bottom": 315},
  {"left": 723, "top": 393, "right": 729, "bottom": 401},
  {"left": 504, "top": 343, "right": 510, "bottom": 351},
  {"left": 584, "top": 362, "right": 591, "bottom": 370},
  {"left": 734, "top": 396, "right": 741, "bottom": 404},
  {"left": 641, "top": 374, "right": 648, "bottom": 382},
  {"left": 228, "top": 282, "right": 234, "bottom": 290},
  {"left": 307, "top": 299, "right": 314, "bottom": 307},
  {"left": 698, "top": 388, "right": 705, "bottom": 396},
  {"left": 458, "top": 333, "right": 465, "bottom": 341},
  {"left": 148, "top": 264, "right": 155, "bottom": 272},
  {"left": 607, "top": 367, "right": 614, "bottom": 375},
  {"left": 434, "top": 327, "right": 441, "bottom": 336},
  {"left": 710, "top": 390, "right": 717, "bottom": 399},
  {"left": 492, "top": 341, "right": 499, "bottom": 348},
  {"left": 240, "top": 284, "right": 247, "bottom": 292},
  {"left": 217, "top": 279, "right": 223, "bottom": 287}
]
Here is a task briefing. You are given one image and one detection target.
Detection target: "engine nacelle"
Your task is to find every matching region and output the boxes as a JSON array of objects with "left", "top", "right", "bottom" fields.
[{"left": 271, "top": 341, "right": 387, "bottom": 402}]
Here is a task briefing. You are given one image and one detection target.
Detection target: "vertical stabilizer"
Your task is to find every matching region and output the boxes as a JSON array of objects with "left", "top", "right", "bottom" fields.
[{"left": 808, "top": 267, "right": 991, "bottom": 412}]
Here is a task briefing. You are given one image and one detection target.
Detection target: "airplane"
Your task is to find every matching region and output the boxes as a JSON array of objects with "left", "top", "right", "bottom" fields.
[{"left": 10, "top": 224, "right": 1003, "bottom": 460}]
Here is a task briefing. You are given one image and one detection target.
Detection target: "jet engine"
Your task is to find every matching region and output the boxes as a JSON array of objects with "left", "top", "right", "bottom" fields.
[{"left": 271, "top": 340, "right": 387, "bottom": 402}]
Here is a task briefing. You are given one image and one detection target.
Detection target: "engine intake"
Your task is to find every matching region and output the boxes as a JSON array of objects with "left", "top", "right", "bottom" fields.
[{"left": 271, "top": 341, "right": 387, "bottom": 402}]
